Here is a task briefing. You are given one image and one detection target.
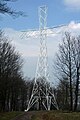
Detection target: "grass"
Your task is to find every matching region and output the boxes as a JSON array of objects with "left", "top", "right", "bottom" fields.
[
  {"left": 0, "top": 111, "right": 23, "bottom": 120},
  {"left": 30, "top": 111, "right": 80, "bottom": 120},
  {"left": 0, "top": 110, "right": 80, "bottom": 120}
]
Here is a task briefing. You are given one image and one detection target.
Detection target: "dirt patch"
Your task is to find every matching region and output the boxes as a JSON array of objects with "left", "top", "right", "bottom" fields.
[{"left": 12, "top": 111, "right": 36, "bottom": 120}]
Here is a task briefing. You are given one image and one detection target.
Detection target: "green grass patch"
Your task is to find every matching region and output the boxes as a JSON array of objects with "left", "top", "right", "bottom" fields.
[
  {"left": 0, "top": 111, "right": 23, "bottom": 120},
  {"left": 31, "top": 111, "right": 80, "bottom": 120}
]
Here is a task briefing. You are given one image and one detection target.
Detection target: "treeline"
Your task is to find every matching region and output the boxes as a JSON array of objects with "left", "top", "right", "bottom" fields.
[
  {"left": 0, "top": 30, "right": 80, "bottom": 112},
  {"left": 0, "top": 31, "right": 33, "bottom": 112},
  {"left": 54, "top": 32, "right": 80, "bottom": 111}
]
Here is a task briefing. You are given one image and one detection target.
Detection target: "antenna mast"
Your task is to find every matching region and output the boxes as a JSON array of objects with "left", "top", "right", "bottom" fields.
[{"left": 27, "top": 5, "right": 59, "bottom": 111}]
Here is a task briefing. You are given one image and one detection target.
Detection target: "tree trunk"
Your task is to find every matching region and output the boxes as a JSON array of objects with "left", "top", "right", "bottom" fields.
[
  {"left": 74, "top": 66, "right": 79, "bottom": 111},
  {"left": 69, "top": 63, "right": 73, "bottom": 111}
]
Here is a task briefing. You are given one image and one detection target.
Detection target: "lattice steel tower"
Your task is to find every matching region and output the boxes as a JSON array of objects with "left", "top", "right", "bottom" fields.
[{"left": 27, "top": 5, "right": 59, "bottom": 111}]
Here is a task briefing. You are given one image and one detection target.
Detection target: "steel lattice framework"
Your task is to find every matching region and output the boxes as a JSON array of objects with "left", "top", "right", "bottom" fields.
[{"left": 27, "top": 5, "right": 59, "bottom": 111}]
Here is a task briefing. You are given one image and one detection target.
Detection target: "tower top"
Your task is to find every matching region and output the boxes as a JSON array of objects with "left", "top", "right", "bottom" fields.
[{"left": 39, "top": 5, "right": 47, "bottom": 30}]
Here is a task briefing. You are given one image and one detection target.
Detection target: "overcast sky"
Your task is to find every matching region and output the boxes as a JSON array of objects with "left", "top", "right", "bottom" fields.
[{"left": 1, "top": 0, "right": 80, "bottom": 82}]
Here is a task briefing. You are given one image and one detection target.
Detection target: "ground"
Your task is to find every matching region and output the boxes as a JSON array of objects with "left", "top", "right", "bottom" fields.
[
  {"left": 0, "top": 111, "right": 80, "bottom": 120},
  {"left": 0, "top": 111, "right": 23, "bottom": 120}
]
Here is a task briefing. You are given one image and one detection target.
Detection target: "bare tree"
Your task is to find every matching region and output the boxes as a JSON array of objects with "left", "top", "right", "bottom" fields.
[
  {"left": 0, "top": 31, "right": 28, "bottom": 111},
  {"left": 54, "top": 32, "right": 75, "bottom": 111},
  {"left": 71, "top": 36, "right": 80, "bottom": 111},
  {"left": 55, "top": 77, "right": 69, "bottom": 110},
  {"left": 0, "top": 0, "right": 26, "bottom": 17}
]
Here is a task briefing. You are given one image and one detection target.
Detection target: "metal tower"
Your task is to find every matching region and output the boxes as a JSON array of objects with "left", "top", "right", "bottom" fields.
[{"left": 27, "top": 5, "right": 59, "bottom": 111}]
